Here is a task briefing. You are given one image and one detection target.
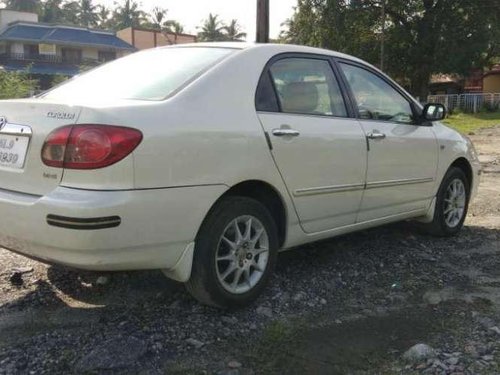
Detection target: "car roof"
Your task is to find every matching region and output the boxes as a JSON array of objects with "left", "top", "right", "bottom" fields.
[{"left": 162, "top": 42, "right": 370, "bottom": 67}]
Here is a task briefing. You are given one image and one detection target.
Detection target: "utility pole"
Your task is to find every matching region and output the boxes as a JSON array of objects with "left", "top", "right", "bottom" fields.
[
  {"left": 256, "top": 0, "right": 270, "bottom": 43},
  {"left": 380, "top": 0, "right": 386, "bottom": 71}
]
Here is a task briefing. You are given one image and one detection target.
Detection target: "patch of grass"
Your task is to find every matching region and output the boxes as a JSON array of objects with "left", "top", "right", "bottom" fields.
[
  {"left": 244, "top": 319, "right": 301, "bottom": 374},
  {"left": 443, "top": 112, "right": 500, "bottom": 134}
]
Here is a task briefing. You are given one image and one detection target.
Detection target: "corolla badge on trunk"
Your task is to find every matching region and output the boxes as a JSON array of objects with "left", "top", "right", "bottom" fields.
[
  {"left": 0, "top": 116, "right": 6, "bottom": 130},
  {"left": 47, "top": 112, "right": 76, "bottom": 120}
]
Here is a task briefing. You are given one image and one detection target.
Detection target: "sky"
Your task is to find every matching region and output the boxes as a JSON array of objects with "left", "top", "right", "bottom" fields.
[{"left": 96, "top": 0, "right": 297, "bottom": 40}]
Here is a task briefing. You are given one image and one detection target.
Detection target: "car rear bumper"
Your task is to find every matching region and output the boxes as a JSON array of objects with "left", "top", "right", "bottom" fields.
[{"left": 0, "top": 184, "right": 226, "bottom": 272}]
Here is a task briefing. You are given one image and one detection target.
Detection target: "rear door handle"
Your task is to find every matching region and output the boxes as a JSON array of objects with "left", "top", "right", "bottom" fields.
[
  {"left": 367, "top": 131, "right": 386, "bottom": 140},
  {"left": 272, "top": 128, "right": 300, "bottom": 137}
]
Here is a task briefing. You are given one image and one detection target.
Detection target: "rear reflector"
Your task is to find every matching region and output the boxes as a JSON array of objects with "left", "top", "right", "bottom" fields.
[
  {"left": 46, "top": 214, "right": 121, "bottom": 230},
  {"left": 42, "top": 125, "right": 142, "bottom": 169}
]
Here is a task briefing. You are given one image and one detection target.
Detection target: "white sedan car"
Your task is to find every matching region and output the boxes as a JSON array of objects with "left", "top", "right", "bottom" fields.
[{"left": 0, "top": 43, "right": 480, "bottom": 307}]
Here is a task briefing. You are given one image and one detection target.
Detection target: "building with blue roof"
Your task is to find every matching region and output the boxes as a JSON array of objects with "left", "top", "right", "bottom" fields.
[{"left": 0, "top": 9, "right": 136, "bottom": 87}]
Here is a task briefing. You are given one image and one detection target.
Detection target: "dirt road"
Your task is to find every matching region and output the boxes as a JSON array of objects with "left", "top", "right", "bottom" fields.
[{"left": 0, "top": 126, "right": 499, "bottom": 375}]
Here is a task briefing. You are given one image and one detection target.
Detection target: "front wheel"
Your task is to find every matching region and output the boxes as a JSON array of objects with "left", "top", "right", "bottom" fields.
[
  {"left": 185, "top": 196, "right": 278, "bottom": 308},
  {"left": 423, "top": 167, "right": 470, "bottom": 236}
]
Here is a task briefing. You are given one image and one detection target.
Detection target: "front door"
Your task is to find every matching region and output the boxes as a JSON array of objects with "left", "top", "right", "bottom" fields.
[
  {"left": 338, "top": 62, "right": 438, "bottom": 222},
  {"left": 256, "top": 56, "right": 367, "bottom": 233}
]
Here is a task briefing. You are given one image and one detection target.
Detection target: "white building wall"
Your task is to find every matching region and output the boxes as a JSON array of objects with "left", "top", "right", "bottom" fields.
[
  {"left": 0, "top": 10, "right": 38, "bottom": 29},
  {"left": 81, "top": 47, "right": 98, "bottom": 60}
]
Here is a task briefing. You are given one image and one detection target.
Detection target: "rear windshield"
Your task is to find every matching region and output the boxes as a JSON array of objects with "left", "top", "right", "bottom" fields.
[{"left": 42, "top": 47, "right": 235, "bottom": 101}]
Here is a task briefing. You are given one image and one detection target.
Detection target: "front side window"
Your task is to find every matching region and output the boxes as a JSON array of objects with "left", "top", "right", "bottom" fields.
[
  {"left": 340, "top": 63, "right": 414, "bottom": 124},
  {"left": 268, "top": 58, "right": 347, "bottom": 117},
  {"left": 43, "top": 47, "right": 235, "bottom": 101}
]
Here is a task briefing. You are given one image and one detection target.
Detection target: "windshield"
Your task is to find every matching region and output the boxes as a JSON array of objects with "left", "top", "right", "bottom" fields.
[{"left": 42, "top": 47, "right": 235, "bottom": 101}]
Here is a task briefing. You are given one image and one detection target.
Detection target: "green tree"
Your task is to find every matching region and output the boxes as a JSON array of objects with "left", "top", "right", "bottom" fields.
[
  {"left": 76, "top": 0, "right": 99, "bottom": 28},
  {"left": 96, "top": 5, "right": 111, "bottom": 28},
  {"left": 197, "top": 13, "right": 226, "bottom": 42},
  {"left": 4, "top": 0, "right": 40, "bottom": 13},
  {"left": 224, "top": 19, "right": 246, "bottom": 41},
  {"left": 0, "top": 71, "right": 37, "bottom": 99},
  {"left": 163, "top": 20, "right": 184, "bottom": 34},
  {"left": 61, "top": 1, "right": 80, "bottom": 25},
  {"left": 40, "top": 0, "right": 65, "bottom": 23},
  {"left": 150, "top": 6, "right": 167, "bottom": 30},
  {"left": 111, "top": 0, "right": 146, "bottom": 29}
]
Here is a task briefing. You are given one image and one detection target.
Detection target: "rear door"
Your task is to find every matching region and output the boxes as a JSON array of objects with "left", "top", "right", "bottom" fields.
[
  {"left": 0, "top": 99, "right": 81, "bottom": 195},
  {"left": 337, "top": 62, "right": 438, "bottom": 222},
  {"left": 256, "top": 55, "right": 367, "bottom": 233}
]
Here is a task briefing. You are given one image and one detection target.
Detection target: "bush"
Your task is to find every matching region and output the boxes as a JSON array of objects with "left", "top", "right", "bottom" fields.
[
  {"left": 51, "top": 74, "right": 69, "bottom": 87},
  {"left": 0, "top": 70, "right": 38, "bottom": 99}
]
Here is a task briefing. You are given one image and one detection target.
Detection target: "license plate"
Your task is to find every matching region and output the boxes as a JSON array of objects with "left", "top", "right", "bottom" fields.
[{"left": 0, "top": 134, "right": 29, "bottom": 169}]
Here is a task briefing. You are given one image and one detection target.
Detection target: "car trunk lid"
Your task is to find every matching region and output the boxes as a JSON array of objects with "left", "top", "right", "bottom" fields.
[{"left": 0, "top": 99, "right": 82, "bottom": 196}]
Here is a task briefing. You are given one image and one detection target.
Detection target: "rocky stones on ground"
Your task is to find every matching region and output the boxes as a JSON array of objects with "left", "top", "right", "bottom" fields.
[
  {"left": 403, "top": 344, "right": 436, "bottom": 363},
  {"left": 95, "top": 276, "right": 109, "bottom": 286},
  {"left": 9, "top": 272, "right": 24, "bottom": 286},
  {"left": 186, "top": 338, "right": 204, "bottom": 349},
  {"left": 256, "top": 306, "right": 273, "bottom": 318},
  {"left": 75, "top": 336, "right": 147, "bottom": 372},
  {"left": 227, "top": 360, "right": 242, "bottom": 369}
]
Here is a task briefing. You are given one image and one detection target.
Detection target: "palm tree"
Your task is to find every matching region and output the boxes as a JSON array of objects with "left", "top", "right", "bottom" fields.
[
  {"left": 62, "top": 1, "right": 80, "bottom": 25},
  {"left": 151, "top": 6, "right": 167, "bottom": 30},
  {"left": 112, "top": 0, "right": 146, "bottom": 30},
  {"left": 97, "top": 5, "right": 110, "bottom": 28},
  {"left": 5, "top": 0, "right": 40, "bottom": 13},
  {"left": 224, "top": 19, "right": 246, "bottom": 41},
  {"left": 41, "top": 0, "right": 65, "bottom": 23},
  {"left": 197, "top": 13, "right": 226, "bottom": 42},
  {"left": 163, "top": 20, "right": 184, "bottom": 34},
  {"left": 77, "top": 0, "right": 99, "bottom": 28}
]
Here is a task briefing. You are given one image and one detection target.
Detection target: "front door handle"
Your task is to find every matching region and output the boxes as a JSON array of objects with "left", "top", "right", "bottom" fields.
[
  {"left": 272, "top": 128, "right": 300, "bottom": 137},
  {"left": 367, "top": 131, "right": 386, "bottom": 140}
]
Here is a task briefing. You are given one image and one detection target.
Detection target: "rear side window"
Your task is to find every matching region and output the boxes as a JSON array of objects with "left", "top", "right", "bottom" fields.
[
  {"left": 264, "top": 58, "right": 347, "bottom": 117},
  {"left": 43, "top": 47, "right": 235, "bottom": 101}
]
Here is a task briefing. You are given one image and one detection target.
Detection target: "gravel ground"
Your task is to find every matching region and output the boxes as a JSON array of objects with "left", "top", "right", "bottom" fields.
[{"left": 0, "top": 126, "right": 499, "bottom": 375}]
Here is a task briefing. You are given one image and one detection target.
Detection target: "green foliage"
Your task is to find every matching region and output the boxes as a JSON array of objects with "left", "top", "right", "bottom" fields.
[
  {"left": 51, "top": 74, "right": 69, "bottom": 87},
  {"left": 282, "top": 0, "right": 500, "bottom": 98},
  {"left": 111, "top": 0, "right": 146, "bottom": 30},
  {"left": 0, "top": 70, "right": 38, "bottom": 99},
  {"left": 4, "top": 0, "right": 40, "bottom": 13},
  {"left": 197, "top": 13, "right": 226, "bottom": 42},
  {"left": 224, "top": 19, "right": 247, "bottom": 41},
  {"left": 197, "top": 13, "right": 247, "bottom": 42}
]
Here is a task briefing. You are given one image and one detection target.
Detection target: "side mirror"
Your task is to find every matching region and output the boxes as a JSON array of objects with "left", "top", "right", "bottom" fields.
[{"left": 422, "top": 103, "right": 446, "bottom": 122}]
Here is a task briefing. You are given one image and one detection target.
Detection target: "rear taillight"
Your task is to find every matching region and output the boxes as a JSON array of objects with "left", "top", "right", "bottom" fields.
[{"left": 42, "top": 125, "right": 143, "bottom": 169}]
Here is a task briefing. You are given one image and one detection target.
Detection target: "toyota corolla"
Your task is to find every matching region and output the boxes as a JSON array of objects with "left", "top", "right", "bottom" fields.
[{"left": 0, "top": 43, "right": 480, "bottom": 307}]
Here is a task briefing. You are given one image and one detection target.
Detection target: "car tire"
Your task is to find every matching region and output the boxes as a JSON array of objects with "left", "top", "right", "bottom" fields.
[
  {"left": 423, "top": 167, "right": 470, "bottom": 237},
  {"left": 185, "top": 196, "right": 279, "bottom": 308}
]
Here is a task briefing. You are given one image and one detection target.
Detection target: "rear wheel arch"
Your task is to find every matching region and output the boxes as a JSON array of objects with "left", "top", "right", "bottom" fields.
[{"left": 198, "top": 180, "right": 287, "bottom": 249}]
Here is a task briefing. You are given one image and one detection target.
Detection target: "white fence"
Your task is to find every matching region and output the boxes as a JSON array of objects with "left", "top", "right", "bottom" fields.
[{"left": 427, "top": 93, "right": 500, "bottom": 113}]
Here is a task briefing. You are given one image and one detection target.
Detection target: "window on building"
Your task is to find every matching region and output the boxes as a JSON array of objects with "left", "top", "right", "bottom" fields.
[
  {"left": 23, "top": 44, "right": 38, "bottom": 58},
  {"left": 61, "top": 48, "right": 82, "bottom": 64}
]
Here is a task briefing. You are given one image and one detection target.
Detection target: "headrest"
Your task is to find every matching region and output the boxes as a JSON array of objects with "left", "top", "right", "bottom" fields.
[{"left": 281, "top": 82, "right": 319, "bottom": 114}]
